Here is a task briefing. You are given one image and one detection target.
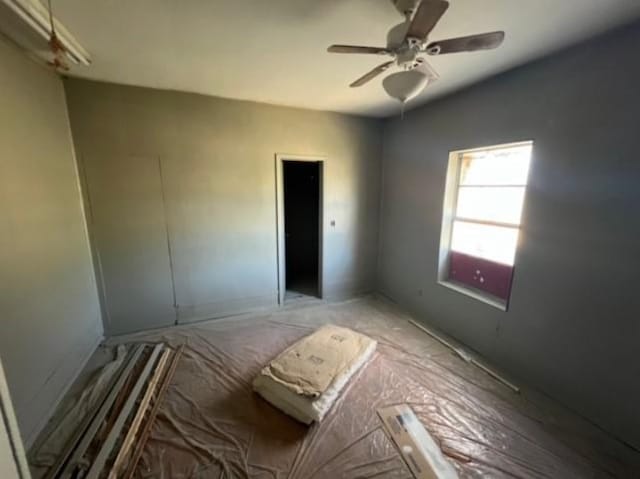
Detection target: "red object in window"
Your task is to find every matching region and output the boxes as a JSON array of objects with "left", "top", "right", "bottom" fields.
[{"left": 448, "top": 251, "right": 514, "bottom": 302}]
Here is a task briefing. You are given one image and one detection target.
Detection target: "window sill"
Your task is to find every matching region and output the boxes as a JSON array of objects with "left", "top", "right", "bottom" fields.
[{"left": 437, "top": 280, "right": 508, "bottom": 311}]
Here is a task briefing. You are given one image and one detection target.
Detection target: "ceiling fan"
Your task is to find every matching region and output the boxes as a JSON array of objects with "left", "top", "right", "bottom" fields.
[{"left": 327, "top": 0, "right": 505, "bottom": 104}]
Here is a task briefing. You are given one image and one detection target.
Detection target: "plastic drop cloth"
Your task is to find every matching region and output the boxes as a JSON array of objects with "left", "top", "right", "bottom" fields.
[
  {"left": 97, "top": 297, "right": 639, "bottom": 479},
  {"left": 30, "top": 345, "right": 127, "bottom": 477}
]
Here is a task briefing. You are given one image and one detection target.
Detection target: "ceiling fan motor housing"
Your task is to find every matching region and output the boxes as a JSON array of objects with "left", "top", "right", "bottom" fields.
[{"left": 396, "top": 47, "right": 419, "bottom": 68}]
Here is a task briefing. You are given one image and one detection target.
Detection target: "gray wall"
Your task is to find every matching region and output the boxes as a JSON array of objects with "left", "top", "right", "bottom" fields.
[
  {"left": 378, "top": 22, "right": 640, "bottom": 449},
  {"left": 0, "top": 38, "right": 103, "bottom": 447},
  {"left": 64, "top": 79, "right": 383, "bottom": 336}
]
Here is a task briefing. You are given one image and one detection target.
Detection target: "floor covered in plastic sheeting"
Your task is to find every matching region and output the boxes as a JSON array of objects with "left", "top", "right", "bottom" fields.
[{"left": 55, "top": 297, "right": 640, "bottom": 478}]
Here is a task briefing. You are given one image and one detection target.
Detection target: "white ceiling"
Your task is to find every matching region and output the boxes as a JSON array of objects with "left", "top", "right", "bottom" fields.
[{"left": 51, "top": 0, "right": 640, "bottom": 117}]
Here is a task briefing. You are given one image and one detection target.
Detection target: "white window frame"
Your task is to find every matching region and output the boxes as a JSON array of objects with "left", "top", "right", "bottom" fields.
[{"left": 437, "top": 140, "right": 533, "bottom": 310}]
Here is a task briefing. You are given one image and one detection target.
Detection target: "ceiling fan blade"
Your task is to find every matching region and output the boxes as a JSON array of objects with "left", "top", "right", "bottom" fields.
[
  {"left": 426, "top": 31, "right": 505, "bottom": 55},
  {"left": 350, "top": 60, "right": 395, "bottom": 87},
  {"left": 406, "top": 0, "right": 449, "bottom": 41},
  {"left": 328, "top": 45, "right": 391, "bottom": 55}
]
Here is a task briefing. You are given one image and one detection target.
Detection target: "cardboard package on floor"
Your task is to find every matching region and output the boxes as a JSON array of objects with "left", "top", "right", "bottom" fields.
[{"left": 378, "top": 404, "right": 458, "bottom": 479}]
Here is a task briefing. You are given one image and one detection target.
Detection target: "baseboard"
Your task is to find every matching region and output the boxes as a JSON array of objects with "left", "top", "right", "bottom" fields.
[{"left": 23, "top": 323, "right": 103, "bottom": 451}]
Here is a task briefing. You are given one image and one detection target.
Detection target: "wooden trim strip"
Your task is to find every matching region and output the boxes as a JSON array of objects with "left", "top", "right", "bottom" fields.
[
  {"left": 43, "top": 350, "right": 126, "bottom": 479},
  {"left": 122, "top": 344, "right": 184, "bottom": 479},
  {"left": 85, "top": 344, "right": 164, "bottom": 479},
  {"left": 407, "top": 318, "right": 520, "bottom": 393},
  {"left": 107, "top": 348, "right": 171, "bottom": 479},
  {"left": 59, "top": 344, "right": 145, "bottom": 479}
]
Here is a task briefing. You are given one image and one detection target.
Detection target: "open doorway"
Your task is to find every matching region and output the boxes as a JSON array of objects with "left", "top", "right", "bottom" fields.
[
  {"left": 276, "top": 157, "right": 323, "bottom": 303},
  {"left": 283, "top": 160, "right": 320, "bottom": 300}
]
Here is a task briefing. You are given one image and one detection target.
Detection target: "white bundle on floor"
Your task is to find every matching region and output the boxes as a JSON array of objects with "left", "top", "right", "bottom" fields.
[{"left": 253, "top": 325, "right": 377, "bottom": 424}]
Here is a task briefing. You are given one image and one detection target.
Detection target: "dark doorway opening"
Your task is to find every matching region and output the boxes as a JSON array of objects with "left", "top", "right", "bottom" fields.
[{"left": 283, "top": 160, "right": 320, "bottom": 301}]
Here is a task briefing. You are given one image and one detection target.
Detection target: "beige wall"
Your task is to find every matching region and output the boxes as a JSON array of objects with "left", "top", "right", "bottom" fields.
[
  {"left": 0, "top": 38, "right": 103, "bottom": 447},
  {"left": 64, "top": 79, "right": 383, "bottom": 335}
]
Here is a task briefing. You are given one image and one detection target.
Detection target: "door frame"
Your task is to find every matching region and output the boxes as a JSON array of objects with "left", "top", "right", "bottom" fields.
[
  {"left": 0, "top": 356, "right": 31, "bottom": 478},
  {"left": 275, "top": 153, "right": 325, "bottom": 305}
]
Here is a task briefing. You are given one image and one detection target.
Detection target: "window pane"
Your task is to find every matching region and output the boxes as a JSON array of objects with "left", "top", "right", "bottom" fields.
[
  {"left": 450, "top": 220, "right": 519, "bottom": 265},
  {"left": 459, "top": 145, "right": 532, "bottom": 186},
  {"left": 456, "top": 186, "right": 526, "bottom": 224}
]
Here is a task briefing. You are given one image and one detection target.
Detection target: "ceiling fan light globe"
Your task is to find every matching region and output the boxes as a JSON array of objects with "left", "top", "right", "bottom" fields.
[{"left": 383, "top": 70, "right": 430, "bottom": 103}]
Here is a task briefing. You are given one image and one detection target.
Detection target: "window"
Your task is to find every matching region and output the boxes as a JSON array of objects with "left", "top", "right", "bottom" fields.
[{"left": 438, "top": 141, "right": 533, "bottom": 309}]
